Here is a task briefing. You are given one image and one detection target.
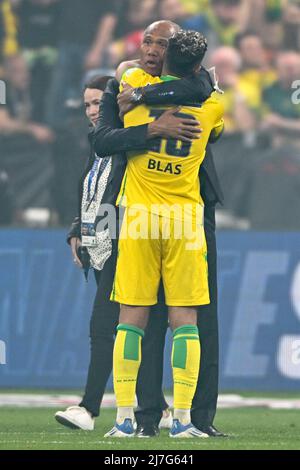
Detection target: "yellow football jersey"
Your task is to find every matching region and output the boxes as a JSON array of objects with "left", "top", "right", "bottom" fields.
[{"left": 117, "top": 68, "right": 224, "bottom": 220}]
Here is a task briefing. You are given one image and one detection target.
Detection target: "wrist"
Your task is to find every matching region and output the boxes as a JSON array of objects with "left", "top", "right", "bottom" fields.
[
  {"left": 131, "top": 87, "right": 145, "bottom": 104},
  {"left": 147, "top": 121, "right": 162, "bottom": 138}
]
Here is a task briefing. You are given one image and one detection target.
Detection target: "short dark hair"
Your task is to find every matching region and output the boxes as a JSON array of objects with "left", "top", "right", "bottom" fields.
[
  {"left": 165, "top": 30, "right": 208, "bottom": 77},
  {"left": 84, "top": 75, "right": 112, "bottom": 92}
]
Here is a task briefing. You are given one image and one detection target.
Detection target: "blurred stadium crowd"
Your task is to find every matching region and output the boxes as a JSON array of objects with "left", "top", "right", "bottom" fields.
[{"left": 0, "top": 0, "right": 300, "bottom": 229}]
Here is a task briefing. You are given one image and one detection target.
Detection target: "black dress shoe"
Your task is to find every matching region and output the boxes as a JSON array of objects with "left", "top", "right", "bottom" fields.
[
  {"left": 198, "top": 425, "right": 228, "bottom": 437},
  {"left": 135, "top": 424, "right": 160, "bottom": 438}
]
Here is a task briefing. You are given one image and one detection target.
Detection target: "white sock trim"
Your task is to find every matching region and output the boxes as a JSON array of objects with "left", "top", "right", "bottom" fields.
[
  {"left": 117, "top": 407, "right": 134, "bottom": 424},
  {"left": 174, "top": 409, "right": 191, "bottom": 425}
]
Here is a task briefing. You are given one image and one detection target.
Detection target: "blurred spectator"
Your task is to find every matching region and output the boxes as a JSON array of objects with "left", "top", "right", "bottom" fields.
[
  {"left": 209, "top": 47, "right": 260, "bottom": 222},
  {"left": 51, "top": 103, "right": 91, "bottom": 225},
  {"left": 158, "top": 0, "right": 189, "bottom": 24},
  {"left": 14, "top": 0, "right": 60, "bottom": 50},
  {"left": 0, "top": 0, "right": 299, "bottom": 228},
  {"left": 239, "top": 0, "right": 286, "bottom": 50},
  {"left": 283, "top": 0, "right": 300, "bottom": 49},
  {"left": 157, "top": 0, "right": 209, "bottom": 30},
  {"left": 236, "top": 31, "right": 277, "bottom": 87},
  {"left": 13, "top": 0, "right": 60, "bottom": 123},
  {"left": 180, "top": 0, "right": 244, "bottom": 50},
  {"left": 248, "top": 53, "right": 300, "bottom": 230},
  {"left": 109, "top": 0, "right": 158, "bottom": 65},
  {"left": 0, "top": 0, "right": 19, "bottom": 68},
  {"left": 0, "top": 54, "right": 55, "bottom": 221},
  {"left": 180, "top": 0, "right": 209, "bottom": 14},
  {"left": 262, "top": 51, "right": 300, "bottom": 143},
  {"left": 236, "top": 50, "right": 300, "bottom": 230},
  {"left": 0, "top": 54, "right": 53, "bottom": 141},
  {"left": 210, "top": 46, "right": 258, "bottom": 135},
  {"left": 208, "top": 0, "right": 244, "bottom": 46},
  {"left": 113, "top": 0, "right": 158, "bottom": 38},
  {"left": 46, "top": 0, "right": 118, "bottom": 128},
  {"left": 235, "top": 31, "right": 277, "bottom": 111}
]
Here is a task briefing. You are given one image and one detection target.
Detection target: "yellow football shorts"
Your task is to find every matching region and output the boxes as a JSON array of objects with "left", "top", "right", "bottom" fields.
[{"left": 111, "top": 209, "right": 210, "bottom": 307}]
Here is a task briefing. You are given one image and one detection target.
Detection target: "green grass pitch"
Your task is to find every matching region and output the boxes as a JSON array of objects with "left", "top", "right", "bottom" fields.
[{"left": 0, "top": 407, "right": 299, "bottom": 450}]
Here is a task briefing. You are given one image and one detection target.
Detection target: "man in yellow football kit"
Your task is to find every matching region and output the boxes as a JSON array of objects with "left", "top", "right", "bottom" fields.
[
  {"left": 105, "top": 28, "right": 224, "bottom": 439},
  {"left": 113, "top": 67, "right": 224, "bottom": 307}
]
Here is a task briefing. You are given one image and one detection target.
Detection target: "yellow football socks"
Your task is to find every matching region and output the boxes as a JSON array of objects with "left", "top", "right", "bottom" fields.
[
  {"left": 172, "top": 325, "right": 201, "bottom": 413},
  {"left": 113, "top": 323, "right": 144, "bottom": 409}
]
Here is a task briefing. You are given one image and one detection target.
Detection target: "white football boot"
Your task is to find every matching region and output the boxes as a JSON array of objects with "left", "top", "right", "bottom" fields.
[
  {"left": 159, "top": 408, "right": 173, "bottom": 429},
  {"left": 55, "top": 406, "right": 95, "bottom": 431}
]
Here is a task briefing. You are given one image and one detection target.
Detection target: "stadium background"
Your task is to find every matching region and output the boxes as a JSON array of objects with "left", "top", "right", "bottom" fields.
[{"left": 0, "top": 0, "right": 300, "bottom": 403}]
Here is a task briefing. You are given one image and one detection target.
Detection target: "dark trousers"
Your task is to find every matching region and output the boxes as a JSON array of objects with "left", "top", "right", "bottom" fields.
[
  {"left": 192, "top": 205, "right": 219, "bottom": 428},
  {"left": 79, "top": 249, "right": 119, "bottom": 416},
  {"left": 80, "top": 206, "right": 219, "bottom": 428}
]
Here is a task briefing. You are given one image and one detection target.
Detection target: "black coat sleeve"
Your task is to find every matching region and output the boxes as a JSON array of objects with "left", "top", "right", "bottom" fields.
[
  {"left": 139, "top": 68, "right": 222, "bottom": 144},
  {"left": 66, "top": 216, "right": 81, "bottom": 244},
  {"left": 93, "top": 78, "right": 149, "bottom": 158},
  {"left": 141, "top": 68, "right": 214, "bottom": 105}
]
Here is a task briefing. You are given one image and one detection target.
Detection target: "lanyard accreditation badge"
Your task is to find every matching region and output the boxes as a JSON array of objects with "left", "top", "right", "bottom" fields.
[{"left": 82, "top": 156, "right": 109, "bottom": 247}]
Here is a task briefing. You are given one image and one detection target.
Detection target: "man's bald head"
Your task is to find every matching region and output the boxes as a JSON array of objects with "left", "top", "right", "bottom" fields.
[{"left": 144, "top": 20, "right": 180, "bottom": 38}]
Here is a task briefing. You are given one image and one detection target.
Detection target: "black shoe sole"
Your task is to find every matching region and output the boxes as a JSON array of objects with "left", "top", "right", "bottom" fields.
[
  {"left": 205, "top": 432, "right": 229, "bottom": 438},
  {"left": 55, "top": 414, "right": 81, "bottom": 430}
]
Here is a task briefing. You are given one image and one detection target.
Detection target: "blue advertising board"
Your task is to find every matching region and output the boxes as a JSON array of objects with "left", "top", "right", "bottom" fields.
[{"left": 0, "top": 229, "right": 299, "bottom": 390}]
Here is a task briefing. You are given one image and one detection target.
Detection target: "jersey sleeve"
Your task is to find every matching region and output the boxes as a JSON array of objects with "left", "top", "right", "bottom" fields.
[
  {"left": 120, "top": 68, "right": 147, "bottom": 90},
  {"left": 211, "top": 97, "right": 225, "bottom": 134},
  {"left": 210, "top": 119, "right": 225, "bottom": 142},
  {"left": 120, "top": 68, "right": 161, "bottom": 91},
  {"left": 207, "top": 96, "right": 225, "bottom": 142}
]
